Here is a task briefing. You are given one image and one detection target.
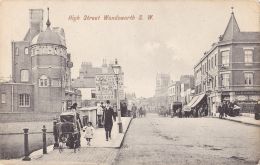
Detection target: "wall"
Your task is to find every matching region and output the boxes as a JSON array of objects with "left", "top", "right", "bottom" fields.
[
  {"left": 12, "top": 41, "right": 31, "bottom": 83},
  {"left": 0, "top": 112, "right": 59, "bottom": 122},
  {"left": 0, "top": 83, "right": 34, "bottom": 112}
]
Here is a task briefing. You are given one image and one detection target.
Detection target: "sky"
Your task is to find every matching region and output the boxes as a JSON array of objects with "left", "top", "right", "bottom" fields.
[{"left": 0, "top": 0, "right": 259, "bottom": 98}]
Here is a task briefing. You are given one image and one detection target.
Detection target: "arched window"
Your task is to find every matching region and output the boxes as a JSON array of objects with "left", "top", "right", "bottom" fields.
[{"left": 39, "top": 75, "right": 49, "bottom": 87}]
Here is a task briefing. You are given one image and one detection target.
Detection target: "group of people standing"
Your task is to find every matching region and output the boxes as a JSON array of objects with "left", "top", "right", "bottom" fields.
[
  {"left": 130, "top": 103, "right": 147, "bottom": 118},
  {"left": 218, "top": 101, "right": 239, "bottom": 119}
]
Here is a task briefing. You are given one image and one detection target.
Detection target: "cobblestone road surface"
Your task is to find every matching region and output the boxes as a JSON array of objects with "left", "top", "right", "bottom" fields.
[{"left": 114, "top": 114, "right": 260, "bottom": 165}]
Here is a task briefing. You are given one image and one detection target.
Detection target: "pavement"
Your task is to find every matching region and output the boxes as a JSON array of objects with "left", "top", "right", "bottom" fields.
[
  {"left": 0, "top": 117, "right": 132, "bottom": 165},
  {"left": 213, "top": 113, "right": 260, "bottom": 127},
  {"left": 81, "top": 117, "right": 132, "bottom": 148}
]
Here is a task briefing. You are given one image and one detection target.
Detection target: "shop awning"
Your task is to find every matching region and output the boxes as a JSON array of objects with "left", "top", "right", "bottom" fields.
[
  {"left": 186, "top": 95, "right": 199, "bottom": 107},
  {"left": 191, "top": 94, "right": 206, "bottom": 108}
]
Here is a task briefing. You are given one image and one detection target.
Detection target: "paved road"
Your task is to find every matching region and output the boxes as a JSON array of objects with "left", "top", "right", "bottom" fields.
[{"left": 114, "top": 113, "right": 260, "bottom": 165}]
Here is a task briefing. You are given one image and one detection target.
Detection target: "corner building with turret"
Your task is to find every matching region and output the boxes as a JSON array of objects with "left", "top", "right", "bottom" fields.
[{"left": 0, "top": 9, "right": 81, "bottom": 121}]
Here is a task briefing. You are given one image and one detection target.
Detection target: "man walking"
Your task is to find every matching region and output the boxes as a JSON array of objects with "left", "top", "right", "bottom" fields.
[{"left": 102, "top": 100, "right": 116, "bottom": 141}]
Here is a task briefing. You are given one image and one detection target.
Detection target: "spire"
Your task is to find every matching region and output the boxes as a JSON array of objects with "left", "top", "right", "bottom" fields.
[
  {"left": 221, "top": 7, "right": 240, "bottom": 41},
  {"left": 46, "top": 7, "right": 51, "bottom": 28}
]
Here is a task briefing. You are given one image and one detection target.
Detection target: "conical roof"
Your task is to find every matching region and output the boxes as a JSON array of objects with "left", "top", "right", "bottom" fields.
[{"left": 222, "top": 11, "right": 240, "bottom": 41}]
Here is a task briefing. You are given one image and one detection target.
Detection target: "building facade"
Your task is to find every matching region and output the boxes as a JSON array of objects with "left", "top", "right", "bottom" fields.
[
  {"left": 168, "top": 81, "right": 181, "bottom": 104},
  {"left": 153, "top": 73, "right": 170, "bottom": 108},
  {"left": 193, "top": 11, "right": 260, "bottom": 115},
  {"left": 72, "top": 59, "right": 124, "bottom": 106},
  {"left": 180, "top": 75, "right": 195, "bottom": 105},
  {"left": 0, "top": 9, "right": 81, "bottom": 121}
]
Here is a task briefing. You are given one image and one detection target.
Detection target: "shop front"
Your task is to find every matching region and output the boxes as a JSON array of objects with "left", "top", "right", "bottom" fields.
[
  {"left": 217, "top": 91, "right": 260, "bottom": 114},
  {"left": 234, "top": 91, "right": 260, "bottom": 114},
  {"left": 187, "top": 93, "right": 208, "bottom": 117}
]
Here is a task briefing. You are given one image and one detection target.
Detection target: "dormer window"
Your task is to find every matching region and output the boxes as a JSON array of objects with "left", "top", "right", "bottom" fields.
[{"left": 39, "top": 75, "right": 49, "bottom": 87}]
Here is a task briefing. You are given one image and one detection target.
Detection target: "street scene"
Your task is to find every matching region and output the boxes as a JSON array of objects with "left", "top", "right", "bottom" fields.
[{"left": 0, "top": 0, "right": 260, "bottom": 165}]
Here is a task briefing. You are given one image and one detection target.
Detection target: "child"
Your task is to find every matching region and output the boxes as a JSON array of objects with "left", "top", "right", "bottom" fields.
[
  {"left": 59, "top": 136, "right": 67, "bottom": 153},
  {"left": 83, "top": 122, "right": 94, "bottom": 146}
]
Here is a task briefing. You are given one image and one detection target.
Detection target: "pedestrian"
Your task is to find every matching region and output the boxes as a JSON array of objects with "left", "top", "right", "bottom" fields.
[
  {"left": 223, "top": 101, "right": 228, "bottom": 117},
  {"left": 139, "top": 107, "right": 143, "bottom": 117},
  {"left": 143, "top": 108, "right": 146, "bottom": 117},
  {"left": 218, "top": 103, "right": 223, "bottom": 119},
  {"left": 121, "top": 102, "right": 128, "bottom": 117},
  {"left": 102, "top": 100, "right": 116, "bottom": 141},
  {"left": 131, "top": 103, "right": 137, "bottom": 118},
  {"left": 97, "top": 102, "right": 104, "bottom": 127},
  {"left": 83, "top": 122, "right": 94, "bottom": 146}
]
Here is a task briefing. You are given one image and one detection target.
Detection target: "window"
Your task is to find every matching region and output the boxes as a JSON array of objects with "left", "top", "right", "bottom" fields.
[
  {"left": 244, "top": 50, "right": 253, "bottom": 65},
  {"left": 215, "top": 76, "right": 217, "bottom": 88},
  {"left": 39, "top": 75, "right": 49, "bottom": 87},
  {"left": 221, "top": 50, "right": 229, "bottom": 66},
  {"left": 19, "top": 94, "right": 30, "bottom": 107},
  {"left": 91, "top": 93, "right": 96, "bottom": 99},
  {"left": 15, "top": 47, "right": 19, "bottom": 56},
  {"left": 24, "top": 47, "right": 29, "bottom": 55},
  {"left": 208, "top": 59, "right": 211, "bottom": 70},
  {"left": 215, "top": 54, "right": 217, "bottom": 67},
  {"left": 21, "top": 70, "right": 29, "bottom": 82},
  {"left": 244, "top": 73, "right": 253, "bottom": 86},
  {"left": 211, "top": 57, "right": 214, "bottom": 69},
  {"left": 222, "top": 73, "right": 229, "bottom": 87},
  {"left": 1, "top": 93, "right": 6, "bottom": 104},
  {"left": 51, "top": 79, "right": 61, "bottom": 87}
]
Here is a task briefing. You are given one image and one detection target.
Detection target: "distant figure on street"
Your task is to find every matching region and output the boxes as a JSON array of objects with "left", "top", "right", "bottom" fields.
[
  {"left": 131, "top": 103, "right": 137, "bottom": 118},
  {"left": 218, "top": 103, "right": 224, "bottom": 119},
  {"left": 97, "top": 102, "right": 104, "bottom": 127},
  {"left": 102, "top": 100, "right": 116, "bottom": 141},
  {"left": 139, "top": 107, "right": 143, "bottom": 117},
  {"left": 121, "top": 102, "right": 128, "bottom": 117},
  {"left": 223, "top": 101, "right": 228, "bottom": 117},
  {"left": 254, "top": 101, "right": 260, "bottom": 120},
  {"left": 143, "top": 108, "right": 147, "bottom": 117}
]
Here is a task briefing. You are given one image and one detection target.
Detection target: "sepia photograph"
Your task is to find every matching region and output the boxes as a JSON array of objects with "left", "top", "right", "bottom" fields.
[{"left": 0, "top": 0, "right": 259, "bottom": 164}]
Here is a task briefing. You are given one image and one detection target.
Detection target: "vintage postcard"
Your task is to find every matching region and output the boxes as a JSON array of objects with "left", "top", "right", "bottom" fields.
[{"left": 0, "top": 0, "right": 259, "bottom": 165}]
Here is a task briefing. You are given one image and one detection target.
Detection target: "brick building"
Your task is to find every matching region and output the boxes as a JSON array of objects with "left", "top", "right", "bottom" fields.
[
  {"left": 0, "top": 9, "right": 81, "bottom": 121},
  {"left": 192, "top": 10, "right": 260, "bottom": 115}
]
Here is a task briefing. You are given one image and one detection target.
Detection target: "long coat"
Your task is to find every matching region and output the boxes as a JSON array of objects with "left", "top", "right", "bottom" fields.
[{"left": 102, "top": 106, "right": 116, "bottom": 130}]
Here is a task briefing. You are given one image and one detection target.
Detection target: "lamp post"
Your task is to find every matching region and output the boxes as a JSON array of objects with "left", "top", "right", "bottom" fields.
[{"left": 112, "top": 59, "right": 123, "bottom": 133}]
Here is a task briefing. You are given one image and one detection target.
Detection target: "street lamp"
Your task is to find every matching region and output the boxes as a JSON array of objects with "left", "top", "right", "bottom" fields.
[{"left": 112, "top": 59, "right": 123, "bottom": 133}]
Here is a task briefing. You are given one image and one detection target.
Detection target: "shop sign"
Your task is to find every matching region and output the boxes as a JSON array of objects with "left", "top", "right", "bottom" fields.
[
  {"left": 249, "top": 95, "right": 260, "bottom": 101},
  {"left": 235, "top": 91, "right": 260, "bottom": 95},
  {"left": 221, "top": 92, "right": 230, "bottom": 96},
  {"left": 236, "top": 95, "right": 247, "bottom": 101}
]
